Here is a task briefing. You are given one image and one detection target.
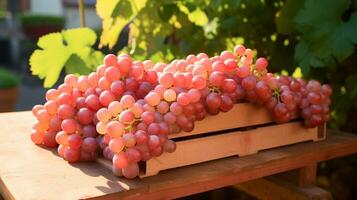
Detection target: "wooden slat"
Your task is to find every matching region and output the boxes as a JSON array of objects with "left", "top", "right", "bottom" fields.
[
  {"left": 99, "top": 122, "right": 319, "bottom": 177},
  {"left": 0, "top": 112, "right": 356, "bottom": 200},
  {"left": 169, "top": 103, "right": 275, "bottom": 139},
  {"left": 234, "top": 177, "right": 332, "bottom": 200},
  {"left": 145, "top": 122, "right": 318, "bottom": 176}
]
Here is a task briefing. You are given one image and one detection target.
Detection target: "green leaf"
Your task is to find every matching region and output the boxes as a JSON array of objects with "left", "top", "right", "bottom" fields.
[
  {"left": 64, "top": 54, "right": 91, "bottom": 75},
  {"left": 275, "top": 0, "right": 305, "bottom": 34},
  {"left": 97, "top": 0, "right": 148, "bottom": 49},
  {"left": 178, "top": 3, "right": 208, "bottom": 26},
  {"left": 29, "top": 28, "right": 99, "bottom": 87},
  {"left": 294, "top": 0, "right": 357, "bottom": 61},
  {"left": 188, "top": 8, "right": 208, "bottom": 26}
]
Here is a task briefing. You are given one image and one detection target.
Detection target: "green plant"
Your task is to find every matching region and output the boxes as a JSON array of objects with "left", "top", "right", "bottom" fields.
[
  {"left": 20, "top": 13, "right": 66, "bottom": 27},
  {"left": 0, "top": 68, "right": 20, "bottom": 89},
  {"left": 29, "top": 0, "right": 357, "bottom": 130},
  {"left": 95, "top": 0, "right": 357, "bottom": 130},
  {"left": 30, "top": 28, "right": 104, "bottom": 87}
]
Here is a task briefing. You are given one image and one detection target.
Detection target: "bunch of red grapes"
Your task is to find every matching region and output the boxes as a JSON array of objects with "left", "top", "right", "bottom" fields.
[{"left": 30, "top": 45, "right": 332, "bottom": 178}]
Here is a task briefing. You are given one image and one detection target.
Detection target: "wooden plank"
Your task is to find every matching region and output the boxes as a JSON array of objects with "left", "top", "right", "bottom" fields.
[
  {"left": 0, "top": 112, "right": 356, "bottom": 200},
  {"left": 144, "top": 122, "right": 318, "bottom": 176},
  {"left": 275, "top": 164, "right": 318, "bottom": 187},
  {"left": 169, "top": 103, "right": 278, "bottom": 139},
  {"left": 99, "top": 122, "right": 318, "bottom": 177},
  {"left": 234, "top": 177, "right": 332, "bottom": 200}
]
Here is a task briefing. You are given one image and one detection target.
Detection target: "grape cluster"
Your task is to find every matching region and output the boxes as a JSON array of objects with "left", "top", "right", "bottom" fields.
[{"left": 30, "top": 44, "right": 332, "bottom": 178}]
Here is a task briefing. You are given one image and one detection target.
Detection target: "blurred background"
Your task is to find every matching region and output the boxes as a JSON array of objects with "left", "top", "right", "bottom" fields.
[{"left": 0, "top": 0, "right": 356, "bottom": 199}]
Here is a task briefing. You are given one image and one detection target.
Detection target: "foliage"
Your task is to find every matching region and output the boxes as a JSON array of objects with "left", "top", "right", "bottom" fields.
[
  {"left": 0, "top": 67, "right": 20, "bottom": 89},
  {"left": 95, "top": 0, "right": 357, "bottom": 130},
  {"left": 27, "top": 0, "right": 357, "bottom": 130},
  {"left": 20, "top": 13, "right": 66, "bottom": 27},
  {"left": 29, "top": 28, "right": 104, "bottom": 87}
]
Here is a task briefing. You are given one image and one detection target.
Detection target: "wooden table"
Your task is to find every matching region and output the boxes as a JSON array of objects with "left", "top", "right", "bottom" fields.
[{"left": 0, "top": 111, "right": 356, "bottom": 200}]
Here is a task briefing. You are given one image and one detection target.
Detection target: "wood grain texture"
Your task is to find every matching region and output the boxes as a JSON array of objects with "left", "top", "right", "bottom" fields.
[
  {"left": 235, "top": 177, "right": 333, "bottom": 200},
  {"left": 0, "top": 112, "right": 356, "bottom": 200},
  {"left": 169, "top": 103, "right": 277, "bottom": 139},
  {"left": 145, "top": 122, "right": 318, "bottom": 176}
]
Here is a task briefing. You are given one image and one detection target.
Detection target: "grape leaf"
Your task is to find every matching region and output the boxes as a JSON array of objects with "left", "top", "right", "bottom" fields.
[
  {"left": 275, "top": 0, "right": 304, "bottom": 34},
  {"left": 294, "top": 0, "right": 357, "bottom": 61},
  {"left": 30, "top": 28, "right": 101, "bottom": 87},
  {"left": 97, "top": 0, "right": 148, "bottom": 49},
  {"left": 64, "top": 54, "right": 91, "bottom": 75},
  {"left": 178, "top": 3, "right": 208, "bottom": 26}
]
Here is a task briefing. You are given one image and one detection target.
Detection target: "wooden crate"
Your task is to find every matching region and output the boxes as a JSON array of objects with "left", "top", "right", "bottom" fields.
[{"left": 97, "top": 103, "right": 326, "bottom": 178}]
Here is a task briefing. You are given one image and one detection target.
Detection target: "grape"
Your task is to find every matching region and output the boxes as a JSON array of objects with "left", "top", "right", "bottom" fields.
[
  {"left": 209, "top": 71, "right": 225, "bottom": 87},
  {"left": 141, "top": 111, "right": 155, "bottom": 125},
  {"left": 31, "top": 130, "right": 45, "bottom": 144},
  {"left": 192, "top": 75, "right": 207, "bottom": 90},
  {"left": 117, "top": 57, "right": 132, "bottom": 75},
  {"left": 125, "top": 148, "right": 141, "bottom": 163},
  {"left": 148, "top": 135, "right": 160, "bottom": 150},
  {"left": 147, "top": 123, "right": 160, "bottom": 135},
  {"left": 157, "top": 101, "right": 170, "bottom": 114},
  {"left": 220, "top": 50, "right": 236, "bottom": 60},
  {"left": 64, "top": 148, "right": 80, "bottom": 162},
  {"left": 68, "top": 134, "right": 82, "bottom": 149},
  {"left": 96, "top": 121, "right": 108, "bottom": 135},
  {"left": 220, "top": 94, "right": 234, "bottom": 112},
  {"left": 163, "top": 89, "right": 177, "bottom": 102},
  {"left": 32, "top": 104, "right": 44, "bottom": 116},
  {"left": 118, "top": 110, "right": 135, "bottom": 125},
  {"left": 96, "top": 108, "right": 111, "bottom": 122},
  {"left": 255, "top": 81, "right": 271, "bottom": 102},
  {"left": 77, "top": 77, "right": 90, "bottom": 92},
  {"left": 108, "top": 101, "right": 123, "bottom": 116},
  {"left": 77, "top": 108, "right": 94, "bottom": 125},
  {"left": 234, "top": 45, "right": 246, "bottom": 56},
  {"left": 123, "top": 133, "right": 136, "bottom": 147},
  {"left": 105, "top": 66, "right": 121, "bottom": 82},
  {"left": 113, "top": 152, "right": 129, "bottom": 169},
  {"left": 109, "top": 138, "right": 125, "bottom": 153},
  {"left": 43, "top": 130, "right": 58, "bottom": 147},
  {"left": 237, "top": 66, "right": 250, "bottom": 78},
  {"left": 122, "top": 163, "right": 139, "bottom": 179},
  {"left": 106, "top": 121, "right": 124, "bottom": 138},
  {"left": 46, "top": 89, "right": 60, "bottom": 101},
  {"left": 58, "top": 93, "right": 74, "bottom": 105},
  {"left": 163, "top": 139, "right": 176, "bottom": 153},
  {"left": 159, "top": 72, "right": 174, "bottom": 88},
  {"left": 85, "top": 94, "right": 101, "bottom": 111},
  {"left": 255, "top": 57, "right": 268, "bottom": 70},
  {"left": 206, "top": 93, "right": 222, "bottom": 110},
  {"left": 241, "top": 76, "right": 256, "bottom": 90},
  {"left": 222, "top": 79, "right": 237, "bottom": 93},
  {"left": 177, "top": 93, "right": 190, "bottom": 106},
  {"left": 98, "top": 77, "right": 111, "bottom": 90},
  {"left": 145, "top": 91, "right": 161, "bottom": 106},
  {"left": 120, "top": 95, "right": 135, "bottom": 108},
  {"left": 100, "top": 90, "right": 116, "bottom": 106},
  {"left": 224, "top": 59, "right": 237, "bottom": 72},
  {"left": 58, "top": 84, "right": 72, "bottom": 94},
  {"left": 61, "top": 119, "right": 77, "bottom": 134},
  {"left": 170, "top": 102, "right": 183, "bottom": 115},
  {"left": 58, "top": 104, "right": 75, "bottom": 119},
  {"left": 36, "top": 109, "right": 51, "bottom": 122},
  {"left": 110, "top": 80, "right": 125, "bottom": 97},
  {"left": 135, "top": 130, "right": 149, "bottom": 144},
  {"left": 82, "top": 125, "right": 97, "bottom": 138},
  {"left": 55, "top": 131, "right": 68, "bottom": 145},
  {"left": 44, "top": 100, "right": 59, "bottom": 115},
  {"left": 104, "top": 54, "right": 118, "bottom": 66}
]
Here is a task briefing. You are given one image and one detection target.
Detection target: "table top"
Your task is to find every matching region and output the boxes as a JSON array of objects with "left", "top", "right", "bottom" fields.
[{"left": 0, "top": 111, "right": 357, "bottom": 200}]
